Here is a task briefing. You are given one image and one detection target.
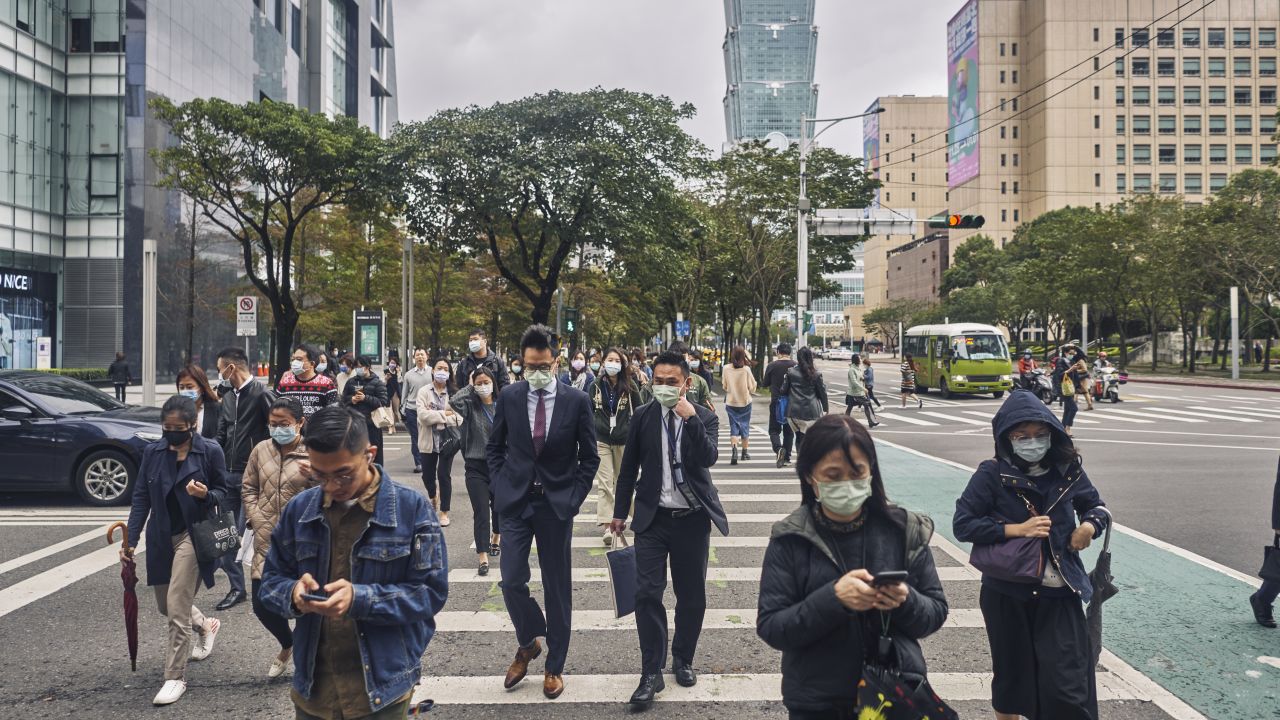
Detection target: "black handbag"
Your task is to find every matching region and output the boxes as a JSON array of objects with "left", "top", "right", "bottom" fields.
[
  {"left": 190, "top": 501, "right": 241, "bottom": 564},
  {"left": 1261, "top": 534, "right": 1280, "bottom": 583}
]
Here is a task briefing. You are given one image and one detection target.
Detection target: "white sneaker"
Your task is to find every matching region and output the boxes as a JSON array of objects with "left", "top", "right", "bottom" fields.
[
  {"left": 268, "top": 648, "right": 293, "bottom": 679},
  {"left": 603, "top": 530, "right": 613, "bottom": 547},
  {"left": 190, "top": 618, "right": 220, "bottom": 661},
  {"left": 152, "top": 679, "right": 187, "bottom": 705}
]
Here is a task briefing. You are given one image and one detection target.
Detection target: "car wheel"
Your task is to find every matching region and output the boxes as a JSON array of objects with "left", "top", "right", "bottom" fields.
[
  {"left": 993, "top": 391, "right": 1005, "bottom": 399},
  {"left": 938, "top": 378, "right": 952, "bottom": 399},
  {"left": 74, "top": 450, "right": 136, "bottom": 506}
]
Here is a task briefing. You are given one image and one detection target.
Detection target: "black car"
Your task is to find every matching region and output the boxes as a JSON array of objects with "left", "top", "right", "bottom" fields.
[{"left": 0, "top": 370, "right": 164, "bottom": 506}]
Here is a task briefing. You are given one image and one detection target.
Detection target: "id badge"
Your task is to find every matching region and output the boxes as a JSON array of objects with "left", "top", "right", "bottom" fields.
[{"left": 609, "top": 416, "right": 617, "bottom": 431}]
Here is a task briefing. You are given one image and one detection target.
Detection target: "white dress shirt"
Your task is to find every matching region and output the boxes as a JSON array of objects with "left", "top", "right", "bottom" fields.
[
  {"left": 658, "top": 405, "right": 688, "bottom": 509},
  {"left": 526, "top": 377, "right": 559, "bottom": 433}
]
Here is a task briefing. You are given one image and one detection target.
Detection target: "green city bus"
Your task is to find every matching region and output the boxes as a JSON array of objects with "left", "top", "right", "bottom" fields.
[{"left": 902, "top": 323, "right": 1014, "bottom": 399}]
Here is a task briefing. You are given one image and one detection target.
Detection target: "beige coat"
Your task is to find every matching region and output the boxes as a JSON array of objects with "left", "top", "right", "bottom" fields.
[
  {"left": 416, "top": 384, "right": 462, "bottom": 455},
  {"left": 722, "top": 365, "right": 758, "bottom": 408},
  {"left": 241, "top": 439, "right": 314, "bottom": 579}
]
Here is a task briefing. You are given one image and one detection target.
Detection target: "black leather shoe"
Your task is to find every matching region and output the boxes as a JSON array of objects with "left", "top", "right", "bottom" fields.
[
  {"left": 1251, "top": 592, "right": 1277, "bottom": 628},
  {"left": 629, "top": 673, "right": 665, "bottom": 707},
  {"left": 215, "top": 590, "right": 245, "bottom": 611},
  {"left": 672, "top": 659, "right": 697, "bottom": 687}
]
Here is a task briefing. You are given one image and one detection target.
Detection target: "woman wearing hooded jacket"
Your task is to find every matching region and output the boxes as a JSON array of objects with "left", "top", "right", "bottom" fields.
[
  {"left": 954, "top": 389, "right": 1110, "bottom": 720},
  {"left": 758, "top": 414, "right": 949, "bottom": 718}
]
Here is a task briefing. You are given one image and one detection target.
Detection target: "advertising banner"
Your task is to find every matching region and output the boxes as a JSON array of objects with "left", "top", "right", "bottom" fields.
[
  {"left": 863, "top": 100, "right": 881, "bottom": 206},
  {"left": 352, "top": 310, "right": 386, "bottom": 365},
  {"left": 948, "top": 0, "right": 980, "bottom": 188}
]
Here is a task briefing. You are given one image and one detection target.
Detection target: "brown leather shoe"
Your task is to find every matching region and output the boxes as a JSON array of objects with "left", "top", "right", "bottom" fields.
[
  {"left": 543, "top": 672, "right": 565, "bottom": 699},
  {"left": 503, "top": 640, "right": 542, "bottom": 689}
]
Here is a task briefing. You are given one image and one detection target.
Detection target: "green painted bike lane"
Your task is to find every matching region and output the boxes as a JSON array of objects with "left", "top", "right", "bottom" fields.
[{"left": 873, "top": 440, "right": 1280, "bottom": 720}]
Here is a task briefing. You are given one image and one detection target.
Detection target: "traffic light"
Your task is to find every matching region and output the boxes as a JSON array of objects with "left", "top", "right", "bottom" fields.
[
  {"left": 563, "top": 307, "right": 580, "bottom": 334},
  {"left": 926, "top": 212, "right": 986, "bottom": 229}
]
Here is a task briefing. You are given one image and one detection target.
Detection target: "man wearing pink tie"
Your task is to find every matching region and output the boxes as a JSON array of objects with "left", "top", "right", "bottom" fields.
[{"left": 486, "top": 324, "right": 600, "bottom": 700}]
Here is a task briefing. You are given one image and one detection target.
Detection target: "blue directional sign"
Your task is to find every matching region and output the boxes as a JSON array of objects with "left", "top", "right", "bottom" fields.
[{"left": 675, "top": 320, "right": 691, "bottom": 337}]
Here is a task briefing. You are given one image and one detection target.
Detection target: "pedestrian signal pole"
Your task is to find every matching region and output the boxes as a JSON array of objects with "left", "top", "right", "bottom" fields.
[
  {"left": 1082, "top": 304, "right": 1089, "bottom": 354},
  {"left": 1230, "top": 286, "right": 1240, "bottom": 380}
]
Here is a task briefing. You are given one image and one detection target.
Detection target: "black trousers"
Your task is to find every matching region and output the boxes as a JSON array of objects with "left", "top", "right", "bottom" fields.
[
  {"left": 865, "top": 385, "right": 882, "bottom": 408},
  {"left": 113, "top": 383, "right": 127, "bottom": 402},
  {"left": 421, "top": 451, "right": 453, "bottom": 512},
  {"left": 251, "top": 578, "right": 293, "bottom": 650},
  {"left": 463, "top": 459, "right": 499, "bottom": 555},
  {"left": 367, "top": 423, "right": 384, "bottom": 467},
  {"left": 499, "top": 495, "right": 574, "bottom": 674},
  {"left": 216, "top": 472, "right": 245, "bottom": 594},
  {"left": 980, "top": 585, "right": 1098, "bottom": 720},
  {"left": 635, "top": 509, "right": 711, "bottom": 674},
  {"left": 768, "top": 398, "right": 795, "bottom": 459}
]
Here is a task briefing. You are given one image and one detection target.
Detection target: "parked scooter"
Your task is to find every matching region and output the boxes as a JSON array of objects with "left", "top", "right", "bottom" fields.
[
  {"left": 1092, "top": 366, "right": 1127, "bottom": 403},
  {"left": 1021, "top": 368, "right": 1057, "bottom": 405}
]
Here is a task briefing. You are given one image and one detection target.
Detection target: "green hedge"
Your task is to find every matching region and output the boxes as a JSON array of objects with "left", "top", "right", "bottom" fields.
[{"left": 38, "top": 368, "right": 110, "bottom": 382}]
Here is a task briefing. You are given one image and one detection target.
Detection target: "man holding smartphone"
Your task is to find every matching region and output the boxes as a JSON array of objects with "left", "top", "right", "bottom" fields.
[{"left": 261, "top": 406, "right": 449, "bottom": 719}]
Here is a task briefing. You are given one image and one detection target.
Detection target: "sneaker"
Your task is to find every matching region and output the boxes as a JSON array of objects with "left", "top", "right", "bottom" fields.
[
  {"left": 917, "top": 397, "right": 924, "bottom": 409},
  {"left": 152, "top": 679, "right": 187, "bottom": 706},
  {"left": 191, "top": 618, "right": 219, "bottom": 661},
  {"left": 413, "top": 464, "right": 422, "bottom": 474},
  {"left": 775, "top": 449, "right": 786, "bottom": 468},
  {"left": 268, "top": 648, "right": 293, "bottom": 679}
]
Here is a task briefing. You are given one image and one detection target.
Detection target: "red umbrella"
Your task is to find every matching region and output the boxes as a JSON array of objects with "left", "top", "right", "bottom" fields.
[{"left": 107, "top": 521, "right": 139, "bottom": 671}]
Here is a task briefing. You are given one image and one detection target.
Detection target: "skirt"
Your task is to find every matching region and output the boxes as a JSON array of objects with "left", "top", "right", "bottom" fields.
[{"left": 725, "top": 404, "right": 752, "bottom": 438}]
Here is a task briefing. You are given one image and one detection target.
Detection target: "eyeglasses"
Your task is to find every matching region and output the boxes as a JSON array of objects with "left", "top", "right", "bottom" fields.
[
  {"left": 524, "top": 363, "right": 553, "bottom": 373},
  {"left": 1009, "top": 433, "right": 1051, "bottom": 442}
]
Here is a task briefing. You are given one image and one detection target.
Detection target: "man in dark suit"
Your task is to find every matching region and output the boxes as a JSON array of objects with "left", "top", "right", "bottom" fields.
[
  {"left": 486, "top": 324, "right": 600, "bottom": 700},
  {"left": 611, "top": 351, "right": 728, "bottom": 708}
]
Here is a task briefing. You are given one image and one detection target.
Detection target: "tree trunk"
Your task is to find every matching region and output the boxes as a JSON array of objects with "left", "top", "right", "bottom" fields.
[
  {"left": 430, "top": 250, "right": 446, "bottom": 356},
  {"left": 1266, "top": 336, "right": 1273, "bottom": 373},
  {"left": 1189, "top": 315, "right": 1198, "bottom": 373},
  {"left": 270, "top": 304, "right": 299, "bottom": 385}
]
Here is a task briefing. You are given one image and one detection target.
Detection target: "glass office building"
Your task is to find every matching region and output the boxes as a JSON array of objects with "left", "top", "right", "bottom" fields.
[
  {"left": 0, "top": 0, "right": 396, "bottom": 372},
  {"left": 722, "top": 0, "right": 819, "bottom": 145}
]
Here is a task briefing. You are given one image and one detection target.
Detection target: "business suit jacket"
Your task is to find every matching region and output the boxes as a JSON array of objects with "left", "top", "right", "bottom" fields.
[
  {"left": 486, "top": 380, "right": 600, "bottom": 521},
  {"left": 614, "top": 400, "right": 729, "bottom": 537}
]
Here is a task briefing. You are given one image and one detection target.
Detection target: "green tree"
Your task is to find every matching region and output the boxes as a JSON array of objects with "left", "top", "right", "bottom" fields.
[
  {"left": 863, "top": 298, "right": 932, "bottom": 354},
  {"left": 1208, "top": 169, "right": 1280, "bottom": 345},
  {"left": 150, "top": 98, "right": 393, "bottom": 379}
]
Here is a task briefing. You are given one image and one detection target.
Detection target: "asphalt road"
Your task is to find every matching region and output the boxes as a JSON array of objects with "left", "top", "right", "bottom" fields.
[
  {"left": 0, "top": 385, "right": 1225, "bottom": 719},
  {"left": 815, "top": 357, "right": 1280, "bottom": 577}
]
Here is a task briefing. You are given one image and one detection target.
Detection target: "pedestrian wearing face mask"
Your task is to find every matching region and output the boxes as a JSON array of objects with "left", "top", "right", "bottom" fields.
[
  {"left": 588, "top": 347, "right": 648, "bottom": 545},
  {"left": 315, "top": 353, "right": 335, "bottom": 382},
  {"left": 335, "top": 353, "right": 356, "bottom": 396},
  {"left": 588, "top": 351, "right": 603, "bottom": 378},
  {"left": 451, "top": 367, "right": 502, "bottom": 575},
  {"left": 341, "top": 356, "right": 389, "bottom": 466},
  {"left": 668, "top": 342, "right": 714, "bottom": 412},
  {"left": 611, "top": 351, "right": 727, "bottom": 707},
  {"left": 954, "top": 389, "right": 1109, "bottom": 720},
  {"left": 456, "top": 328, "right": 511, "bottom": 391},
  {"left": 401, "top": 349, "right": 433, "bottom": 474},
  {"left": 175, "top": 364, "right": 220, "bottom": 440},
  {"left": 241, "top": 396, "right": 315, "bottom": 679},
  {"left": 509, "top": 357, "right": 524, "bottom": 382},
  {"left": 276, "top": 344, "right": 338, "bottom": 419},
  {"left": 689, "top": 349, "right": 715, "bottom": 390},
  {"left": 417, "top": 358, "right": 462, "bottom": 527},
  {"left": 757, "top": 414, "right": 949, "bottom": 718},
  {"left": 560, "top": 350, "right": 595, "bottom": 391}
]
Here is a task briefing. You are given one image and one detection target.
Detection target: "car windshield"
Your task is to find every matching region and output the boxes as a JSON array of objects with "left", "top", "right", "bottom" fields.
[
  {"left": 12, "top": 374, "right": 125, "bottom": 414},
  {"left": 950, "top": 334, "right": 1008, "bottom": 361}
]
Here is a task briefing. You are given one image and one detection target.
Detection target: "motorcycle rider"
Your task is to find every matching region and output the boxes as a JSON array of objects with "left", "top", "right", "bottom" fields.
[
  {"left": 1016, "top": 350, "right": 1038, "bottom": 391},
  {"left": 1093, "top": 352, "right": 1111, "bottom": 371}
]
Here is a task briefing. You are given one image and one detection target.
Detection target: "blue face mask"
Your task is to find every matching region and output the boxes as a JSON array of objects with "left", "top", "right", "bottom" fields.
[
  {"left": 178, "top": 389, "right": 200, "bottom": 400},
  {"left": 270, "top": 425, "right": 298, "bottom": 445}
]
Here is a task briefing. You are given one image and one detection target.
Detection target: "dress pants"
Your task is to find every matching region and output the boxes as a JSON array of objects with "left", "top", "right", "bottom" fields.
[
  {"left": 463, "top": 459, "right": 499, "bottom": 555},
  {"left": 634, "top": 509, "right": 711, "bottom": 674},
  {"left": 767, "top": 398, "right": 795, "bottom": 460},
  {"left": 593, "top": 442, "right": 626, "bottom": 525},
  {"left": 499, "top": 495, "right": 574, "bottom": 674},
  {"left": 153, "top": 532, "right": 207, "bottom": 681},
  {"left": 216, "top": 472, "right": 246, "bottom": 595},
  {"left": 403, "top": 409, "right": 421, "bottom": 467}
]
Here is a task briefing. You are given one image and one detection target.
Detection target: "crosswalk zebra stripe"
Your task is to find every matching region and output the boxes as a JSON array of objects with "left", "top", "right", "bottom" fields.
[
  {"left": 1078, "top": 411, "right": 1154, "bottom": 424},
  {"left": 432, "top": 608, "right": 987, "bottom": 632},
  {"left": 1152, "top": 407, "right": 1260, "bottom": 423},
  {"left": 1226, "top": 406, "right": 1280, "bottom": 419},
  {"left": 918, "top": 411, "right": 989, "bottom": 426},
  {"left": 409, "top": 670, "right": 1147, "bottom": 705},
  {"left": 1103, "top": 408, "right": 1204, "bottom": 423},
  {"left": 446, "top": 566, "right": 977, "bottom": 584},
  {"left": 872, "top": 412, "right": 939, "bottom": 426},
  {"left": 1185, "top": 406, "right": 1280, "bottom": 420}
]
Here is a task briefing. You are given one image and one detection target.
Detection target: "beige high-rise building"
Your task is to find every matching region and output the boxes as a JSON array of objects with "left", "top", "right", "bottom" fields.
[
  {"left": 855, "top": 95, "right": 950, "bottom": 342},
  {"left": 943, "top": 0, "right": 1279, "bottom": 249}
]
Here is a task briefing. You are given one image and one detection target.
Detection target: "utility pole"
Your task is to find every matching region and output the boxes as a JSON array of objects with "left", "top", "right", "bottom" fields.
[
  {"left": 142, "top": 239, "right": 157, "bottom": 407},
  {"left": 401, "top": 234, "right": 414, "bottom": 359},
  {"left": 1230, "top": 286, "right": 1240, "bottom": 380}
]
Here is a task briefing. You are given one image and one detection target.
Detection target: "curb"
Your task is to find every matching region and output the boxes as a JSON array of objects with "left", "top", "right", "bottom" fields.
[{"left": 1127, "top": 376, "right": 1280, "bottom": 393}]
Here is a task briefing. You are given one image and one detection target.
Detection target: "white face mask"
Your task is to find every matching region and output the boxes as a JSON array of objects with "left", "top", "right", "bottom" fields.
[
  {"left": 433, "top": 370, "right": 450, "bottom": 383},
  {"left": 815, "top": 475, "right": 874, "bottom": 516},
  {"left": 571, "top": 359, "right": 586, "bottom": 371},
  {"left": 290, "top": 360, "right": 305, "bottom": 375},
  {"left": 316, "top": 362, "right": 328, "bottom": 373},
  {"left": 468, "top": 340, "right": 483, "bottom": 354},
  {"left": 689, "top": 359, "right": 701, "bottom": 369},
  {"left": 475, "top": 384, "right": 493, "bottom": 398},
  {"left": 603, "top": 361, "right": 622, "bottom": 376}
]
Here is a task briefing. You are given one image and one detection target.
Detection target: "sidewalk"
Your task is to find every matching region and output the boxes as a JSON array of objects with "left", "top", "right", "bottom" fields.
[{"left": 878, "top": 440, "right": 1277, "bottom": 720}]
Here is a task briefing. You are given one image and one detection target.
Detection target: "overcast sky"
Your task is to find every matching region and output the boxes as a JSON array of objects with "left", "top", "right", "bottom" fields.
[{"left": 393, "top": 1, "right": 957, "bottom": 157}]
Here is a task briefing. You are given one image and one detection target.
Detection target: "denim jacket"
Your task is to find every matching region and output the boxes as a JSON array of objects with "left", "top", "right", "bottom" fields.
[{"left": 260, "top": 469, "right": 449, "bottom": 710}]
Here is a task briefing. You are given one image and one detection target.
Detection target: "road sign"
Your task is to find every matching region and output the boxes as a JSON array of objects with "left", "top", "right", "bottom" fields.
[
  {"left": 675, "top": 320, "right": 691, "bottom": 337},
  {"left": 813, "top": 208, "right": 918, "bottom": 237},
  {"left": 236, "top": 296, "right": 258, "bottom": 337}
]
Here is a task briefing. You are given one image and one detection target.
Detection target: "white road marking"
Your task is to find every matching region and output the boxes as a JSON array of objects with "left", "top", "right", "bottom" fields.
[
  {"left": 872, "top": 412, "right": 939, "bottom": 426},
  {"left": 918, "top": 411, "right": 989, "bottom": 426},
  {"left": 447, "top": 566, "right": 975, "bottom": 584},
  {"left": 0, "top": 526, "right": 108, "bottom": 575},
  {"left": 1078, "top": 411, "right": 1154, "bottom": 424},
  {"left": 1101, "top": 408, "right": 1205, "bottom": 423},
  {"left": 1152, "top": 407, "right": 1260, "bottom": 423},
  {"left": 433, "top": 608, "right": 987, "bottom": 632},
  {"left": 1187, "top": 406, "right": 1280, "bottom": 420},
  {"left": 0, "top": 537, "right": 147, "bottom": 618}
]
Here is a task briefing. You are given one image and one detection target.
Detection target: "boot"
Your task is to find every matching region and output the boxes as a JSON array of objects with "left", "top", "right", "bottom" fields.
[
  {"left": 741, "top": 449, "right": 751, "bottom": 461},
  {"left": 731, "top": 446, "right": 738, "bottom": 465}
]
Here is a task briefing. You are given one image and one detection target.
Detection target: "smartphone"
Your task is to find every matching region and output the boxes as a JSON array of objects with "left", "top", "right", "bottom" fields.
[
  {"left": 871, "top": 570, "right": 909, "bottom": 587},
  {"left": 301, "top": 591, "right": 330, "bottom": 603}
]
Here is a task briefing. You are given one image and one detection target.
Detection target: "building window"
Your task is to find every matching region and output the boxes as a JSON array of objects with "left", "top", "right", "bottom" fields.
[
  {"left": 1013, "top": 181, "right": 1019, "bottom": 194},
  {"left": 70, "top": 17, "right": 90, "bottom": 52},
  {"left": 1116, "top": 144, "right": 1127, "bottom": 163},
  {"left": 1012, "top": 43, "right": 1018, "bottom": 55},
  {"left": 1209, "top": 144, "right": 1227, "bottom": 163},
  {"left": 1261, "top": 86, "right": 1277, "bottom": 105},
  {"left": 1116, "top": 28, "right": 1126, "bottom": 47},
  {"left": 911, "top": 133, "right": 916, "bottom": 142},
  {"left": 1013, "top": 153, "right": 1019, "bottom": 166},
  {"left": 1235, "top": 115, "right": 1253, "bottom": 134},
  {"left": 1001, "top": 153, "right": 1007, "bottom": 166},
  {"left": 1095, "top": 144, "right": 1101, "bottom": 158},
  {"left": 1159, "top": 174, "right": 1177, "bottom": 193},
  {"left": 1115, "top": 58, "right": 1125, "bottom": 77},
  {"left": 1234, "top": 28, "right": 1251, "bottom": 48},
  {"left": 1185, "top": 144, "right": 1202, "bottom": 162},
  {"left": 1184, "top": 28, "right": 1200, "bottom": 47},
  {"left": 1158, "top": 57, "right": 1176, "bottom": 76},
  {"left": 1012, "top": 70, "right": 1018, "bottom": 83},
  {"left": 1261, "top": 144, "right": 1277, "bottom": 163},
  {"left": 1095, "top": 173, "right": 1102, "bottom": 188},
  {"left": 1000, "top": 126, "right": 1006, "bottom": 138},
  {"left": 1261, "top": 58, "right": 1277, "bottom": 77},
  {"left": 1116, "top": 116, "right": 1126, "bottom": 134},
  {"left": 1095, "top": 57, "right": 1100, "bottom": 71},
  {"left": 1159, "top": 115, "right": 1177, "bottom": 134},
  {"left": 910, "top": 152, "right": 916, "bottom": 162},
  {"left": 1133, "top": 58, "right": 1150, "bottom": 76},
  {"left": 1000, "top": 42, "right": 1006, "bottom": 56},
  {"left": 1234, "top": 86, "right": 1252, "bottom": 105},
  {"left": 911, "top": 192, "right": 916, "bottom": 201},
  {"left": 1001, "top": 209, "right": 1008, "bottom": 222},
  {"left": 885, "top": 192, "right": 890, "bottom": 202},
  {"left": 1210, "top": 173, "right": 1228, "bottom": 191},
  {"left": 1094, "top": 27, "right": 1100, "bottom": 42},
  {"left": 1185, "top": 115, "right": 1202, "bottom": 134},
  {"left": 1208, "top": 57, "right": 1226, "bottom": 77},
  {"left": 1157, "top": 28, "right": 1175, "bottom": 47},
  {"left": 1001, "top": 182, "right": 1007, "bottom": 195},
  {"left": 910, "top": 172, "right": 915, "bottom": 181},
  {"left": 1012, "top": 98, "right": 1019, "bottom": 111},
  {"left": 1261, "top": 28, "right": 1277, "bottom": 48},
  {"left": 1117, "top": 173, "right": 1127, "bottom": 192},
  {"left": 1012, "top": 126, "right": 1019, "bottom": 139},
  {"left": 1133, "top": 144, "right": 1152, "bottom": 164},
  {"left": 1133, "top": 28, "right": 1149, "bottom": 47},
  {"left": 1133, "top": 86, "right": 1150, "bottom": 105},
  {"left": 1210, "top": 115, "right": 1227, "bottom": 135},
  {"left": 1013, "top": 209, "right": 1020, "bottom": 221},
  {"left": 1185, "top": 173, "right": 1203, "bottom": 193},
  {"left": 1184, "top": 86, "right": 1201, "bottom": 105},
  {"left": 1115, "top": 87, "right": 1125, "bottom": 105},
  {"left": 1235, "top": 57, "right": 1252, "bottom": 76},
  {"left": 1261, "top": 115, "right": 1278, "bottom": 135},
  {"left": 1209, "top": 86, "right": 1227, "bottom": 105},
  {"left": 1159, "top": 144, "right": 1177, "bottom": 163},
  {"left": 1208, "top": 28, "right": 1226, "bottom": 48},
  {"left": 1184, "top": 57, "right": 1201, "bottom": 76},
  {"left": 1134, "top": 174, "right": 1152, "bottom": 192},
  {"left": 885, "top": 133, "right": 890, "bottom": 143},
  {"left": 1095, "top": 115, "right": 1101, "bottom": 129},
  {"left": 1133, "top": 115, "right": 1151, "bottom": 134},
  {"left": 291, "top": 2, "right": 302, "bottom": 54},
  {"left": 1235, "top": 144, "right": 1254, "bottom": 163},
  {"left": 1158, "top": 86, "right": 1176, "bottom": 105}
]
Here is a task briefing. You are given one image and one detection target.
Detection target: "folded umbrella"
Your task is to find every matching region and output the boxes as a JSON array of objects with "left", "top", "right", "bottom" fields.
[
  {"left": 1085, "top": 508, "right": 1117, "bottom": 669},
  {"left": 107, "top": 521, "right": 139, "bottom": 672}
]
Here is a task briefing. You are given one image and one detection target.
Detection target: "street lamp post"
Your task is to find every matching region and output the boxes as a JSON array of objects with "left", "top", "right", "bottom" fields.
[{"left": 796, "top": 107, "right": 885, "bottom": 349}]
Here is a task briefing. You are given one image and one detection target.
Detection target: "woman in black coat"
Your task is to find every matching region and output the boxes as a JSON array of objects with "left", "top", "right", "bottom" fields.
[
  {"left": 757, "top": 414, "right": 949, "bottom": 718},
  {"left": 1250, "top": 458, "right": 1280, "bottom": 628},
  {"left": 341, "top": 355, "right": 389, "bottom": 466}
]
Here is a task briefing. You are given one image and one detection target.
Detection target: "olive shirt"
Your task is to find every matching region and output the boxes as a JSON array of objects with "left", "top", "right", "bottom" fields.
[
  {"left": 687, "top": 373, "right": 714, "bottom": 411},
  {"left": 291, "top": 472, "right": 411, "bottom": 720}
]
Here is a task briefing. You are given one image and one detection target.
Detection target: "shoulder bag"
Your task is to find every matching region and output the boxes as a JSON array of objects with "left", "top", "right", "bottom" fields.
[
  {"left": 1261, "top": 533, "right": 1280, "bottom": 583},
  {"left": 190, "top": 500, "right": 242, "bottom": 564},
  {"left": 968, "top": 493, "right": 1045, "bottom": 584}
]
